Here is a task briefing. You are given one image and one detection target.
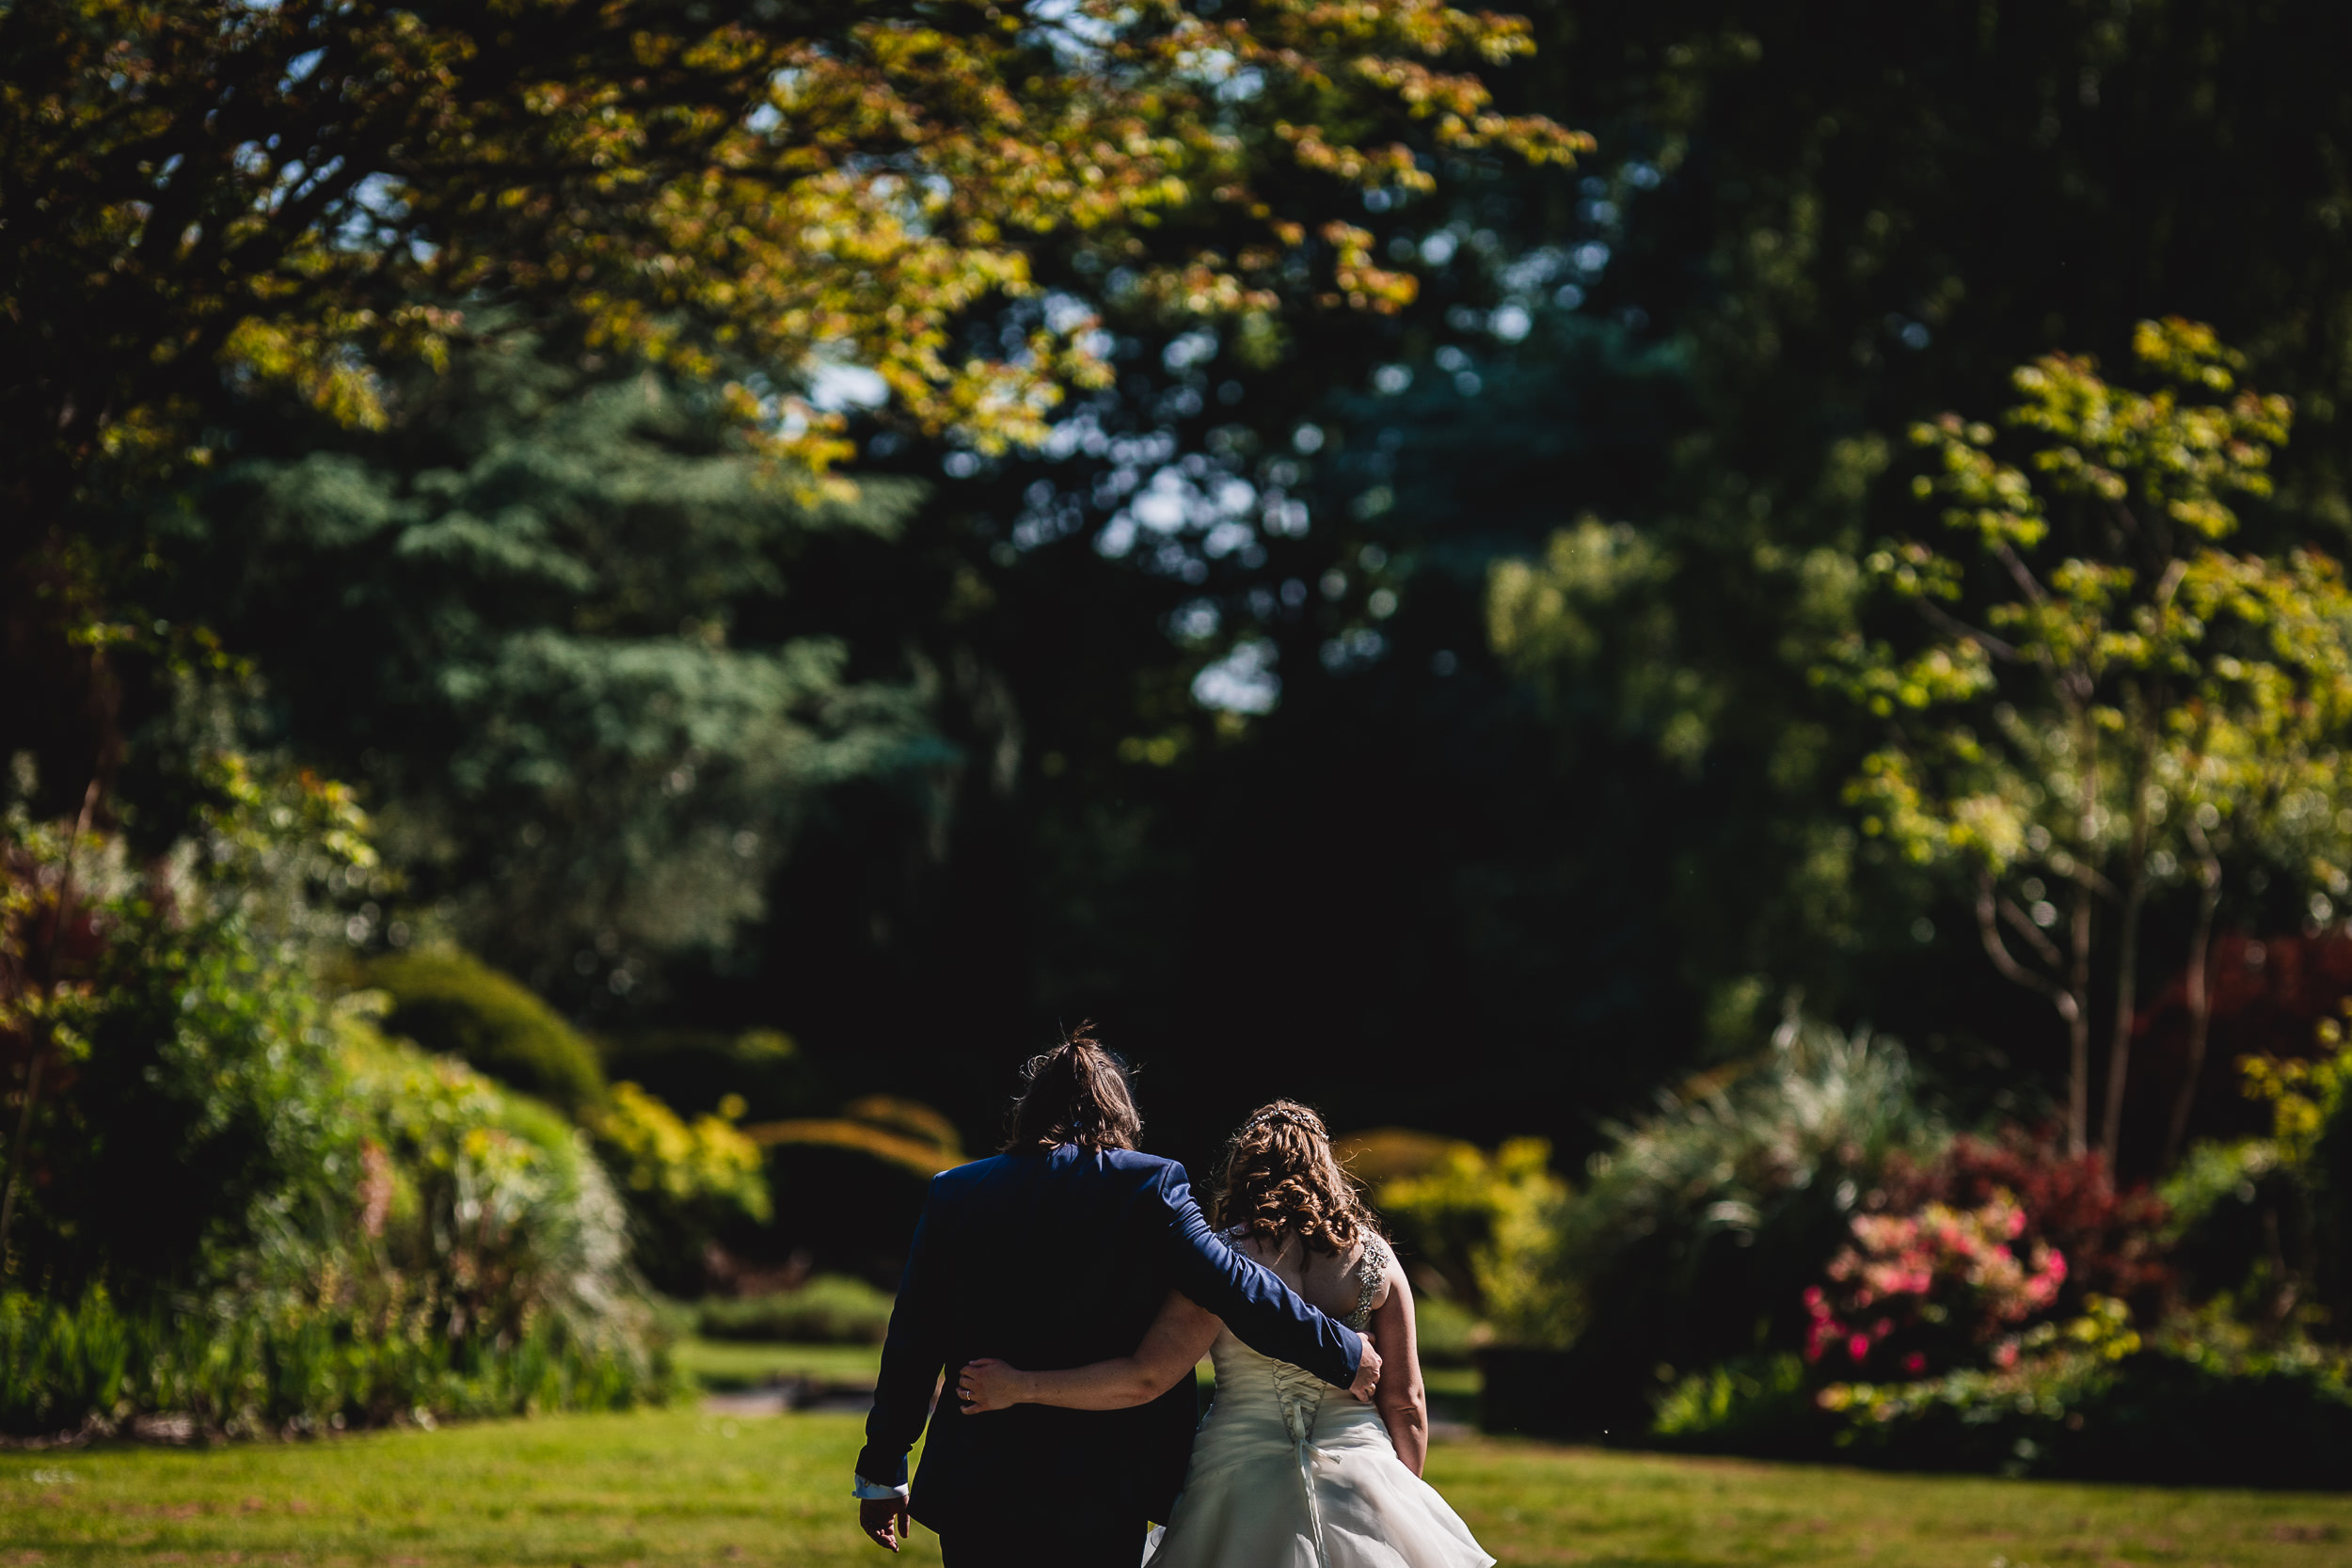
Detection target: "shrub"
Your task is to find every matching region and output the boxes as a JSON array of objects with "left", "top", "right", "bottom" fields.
[
  {"left": 1804, "top": 1191, "right": 2069, "bottom": 1381},
  {"left": 0, "top": 963, "right": 678, "bottom": 1436},
  {"left": 596, "top": 1025, "right": 826, "bottom": 1123},
  {"left": 369, "top": 948, "right": 607, "bottom": 1117},
  {"left": 0, "top": 1281, "right": 669, "bottom": 1438},
  {"left": 1360, "top": 1134, "right": 1565, "bottom": 1321},
  {"left": 585, "top": 1081, "right": 771, "bottom": 1293},
  {"left": 1652, "top": 1354, "right": 1823, "bottom": 1454},
  {"left": 1808, "top": 1299, "right": 2352, "bottom": 1487},
  {"left": 341, "top": 1017, "right": 652, "bottom": 1359},
  {"left": 2241, "top": 1029, "right": 2352, "bottom": 1323},
  {"left": 1, "top": 769, "right": 364, "bottom": 1297},
  {"left": 1506, "top": 1015, "right": 1934, "bottom": 1428},
  {"left": 1, "top": 772, "right": 680, "bottom": 1435},
  {"left": 695, "top": 1275, "right": 895, "bottom": 1344},
  {"left": 743, "top": 1096, "right": 963, "bottom": 1282},
  {"left": 1411, "top": 1294, "right": 1484, "bottom": 1368},
  {"left": 1873, "top": 1128, "right": 2171, "bottom": 1308}
]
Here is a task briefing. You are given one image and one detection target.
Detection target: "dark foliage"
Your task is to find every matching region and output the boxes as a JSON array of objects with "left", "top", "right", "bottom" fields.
[
  {"left": 1838, "top": 1352, "right": 2352, "bottom": 1490},
  {"left": 370, "top": 949, "right": 608, "bottom": 1118}
]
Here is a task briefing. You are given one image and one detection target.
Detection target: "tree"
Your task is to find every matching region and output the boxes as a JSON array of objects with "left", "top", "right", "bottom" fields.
[
  {"left": 3, "top": 0, "right": 1584, "bottom": 794},
  {"left": 159, "top": 338, "right": 933, "bottom": 994},
  {"left": 5, "top": 0, "right": 1581, "bottom": 500},
  {"left": 1835, "top": 321, "right": 2352, "bottom": 1165}
]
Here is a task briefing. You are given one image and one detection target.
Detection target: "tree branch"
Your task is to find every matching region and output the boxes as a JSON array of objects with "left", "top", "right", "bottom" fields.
[
  {"left": 1994, "top": 541, "right": 2049, "bottom": 604},
  {"left": 1978, "top": 873, "right": 2077, "bottom": 1014},
  {"left": 1917, "top": 598, "right": 2019, "bottom": 662},
  {"left": 1998, "top": 894, "right": 2066, "bottom": 968}
]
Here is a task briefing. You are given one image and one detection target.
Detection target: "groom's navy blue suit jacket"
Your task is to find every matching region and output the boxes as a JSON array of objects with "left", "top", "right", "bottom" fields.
[{"left": 856, "top": 1143, "right": 1365, "bottom": 1535}]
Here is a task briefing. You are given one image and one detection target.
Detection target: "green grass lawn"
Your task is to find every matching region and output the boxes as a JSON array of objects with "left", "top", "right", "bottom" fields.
[
  {"left": 671, "top": 1338, "right": 882, "bottom": 1391},
  {"left": 3, "top": 1407, "right": 2347, "bottom": 1567}
]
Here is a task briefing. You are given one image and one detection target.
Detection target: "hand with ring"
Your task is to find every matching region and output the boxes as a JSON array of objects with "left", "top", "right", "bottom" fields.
[{"left": 955, "top": 1356, "right": 1030, "bottom": 1414}]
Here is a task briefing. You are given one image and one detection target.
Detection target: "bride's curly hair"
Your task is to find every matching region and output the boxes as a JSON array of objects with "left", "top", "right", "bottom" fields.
[{"left": 1211, "top": 1101, "right": 1379, "bottom": 1253}]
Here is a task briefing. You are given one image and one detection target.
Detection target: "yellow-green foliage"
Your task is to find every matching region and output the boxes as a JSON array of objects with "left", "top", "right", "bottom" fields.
[
  {"left": 745, "top": 1096, "right": 965, "bottom": 1180},
  {"left": 1352, "top": 1132, "right": 1565, "bottom": 1327},
  {"left": 11, "top": 0, "right": 1585, "bottom": 515},
  {"left": 1486, "top": 517, "right": 1715, "bottom": 768},
  {"left": 1818, "top": 320, "right": 2352, "bottom": 1159},
  {"left": 337, "top": 1016, "right": 645, "bottom": 1354},
  {"left": 836, "top": 1096, "right": 963, "bottom": 1160},
  {"left": 370, "top": 950, "right": 608, "bottom": 1117},
  {"left": 2242, "top": 1033, "right": 2352, "bottom": 1174},
  {"left": 1835, "top": 319, "right": 2351, "bottom": 878},
  {"left": 589, "top": 1083, "right": 771, "bottom": 1223}
]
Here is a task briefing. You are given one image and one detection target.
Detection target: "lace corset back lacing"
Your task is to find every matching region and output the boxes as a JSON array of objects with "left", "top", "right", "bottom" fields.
[
  {"left": 1260, "top": 1233, "right": 1391, "bottom": 1568},
  {"left": 1266, "top": 1233, "right": 1389, "bottom": 1431}
]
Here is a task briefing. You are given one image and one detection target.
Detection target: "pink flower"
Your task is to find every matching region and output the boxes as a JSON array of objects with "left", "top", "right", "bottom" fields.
[
  {"left": 1901, "top": 1352, "right": 1928, "bottom": 1376},
  {"left": 1994, "top": 1341, "right": 2019, "bottom": 1370},
  {"left": 1848, "top": 1333, "right": 1871, "bottom": 1364}
]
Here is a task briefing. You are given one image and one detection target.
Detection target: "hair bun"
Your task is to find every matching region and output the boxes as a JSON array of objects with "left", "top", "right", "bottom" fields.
[{"left": 1002, "top": 1022, "right": 1140, "bottom": 1155}]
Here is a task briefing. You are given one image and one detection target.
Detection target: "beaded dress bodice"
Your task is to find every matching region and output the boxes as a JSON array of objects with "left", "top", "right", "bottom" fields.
[{"left": 1149, "top": 1229, "right": 1491, "bottom": 1568}]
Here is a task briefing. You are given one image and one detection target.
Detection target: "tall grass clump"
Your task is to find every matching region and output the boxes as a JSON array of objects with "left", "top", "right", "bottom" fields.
[{"left": 1498, "top": 1014, "right": 1937, "bottom": 1427}]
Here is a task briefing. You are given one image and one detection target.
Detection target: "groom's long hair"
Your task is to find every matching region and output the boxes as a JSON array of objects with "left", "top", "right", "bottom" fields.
[{"left": 1002, "top": 1023, "right": 1143, "bottom": 1155}]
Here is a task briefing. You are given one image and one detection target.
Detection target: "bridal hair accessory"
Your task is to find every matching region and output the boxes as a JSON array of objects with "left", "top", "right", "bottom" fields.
[
  {"left": 1215, "top": 1099, "right": 1375, "bottom": 1251},
  {"left": 1238, "top": 1102, "right": 1327, "bottom": 1139}
]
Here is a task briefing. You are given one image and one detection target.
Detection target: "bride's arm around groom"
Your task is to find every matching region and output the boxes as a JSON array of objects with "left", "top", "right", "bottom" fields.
[{"left": 852, "top": 1030, "right": 1378, "bottom": 1563}]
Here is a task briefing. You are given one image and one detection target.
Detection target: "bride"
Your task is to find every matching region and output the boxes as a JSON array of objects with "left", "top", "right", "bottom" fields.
[{"left": 956, "top": 1101, "right": 1493, "bottom": 1568}]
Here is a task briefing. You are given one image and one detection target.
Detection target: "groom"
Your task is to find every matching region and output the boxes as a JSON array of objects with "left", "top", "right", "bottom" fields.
[{"left": 853, "top": 1027, "right": 1380, "bottom": 1566}]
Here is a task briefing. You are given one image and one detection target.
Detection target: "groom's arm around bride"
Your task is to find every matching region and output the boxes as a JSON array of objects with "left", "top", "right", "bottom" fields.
[{"left": 853, "top": 1028, "right": 1378, "bottom": 1565}]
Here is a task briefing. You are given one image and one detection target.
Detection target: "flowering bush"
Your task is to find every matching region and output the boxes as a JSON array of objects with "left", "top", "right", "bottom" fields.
[
  {"left": 1809, "top": 1296, "right": 2352, "bottom": 1486},
  {"left": 1820, "top": 1293, "right": 2139, "bottom": 1428},
  {"left": 1877, "top": 1128, "right": 2170, "bottom": 1304},
  {"left": 1804, "top": 1191, "right": 2069, "bottom": 1378}
]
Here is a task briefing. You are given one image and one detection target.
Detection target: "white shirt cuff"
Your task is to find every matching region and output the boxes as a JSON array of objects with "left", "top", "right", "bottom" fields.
[{"left": 853, "top": 1475, "right": 911, "bottom": 1500}]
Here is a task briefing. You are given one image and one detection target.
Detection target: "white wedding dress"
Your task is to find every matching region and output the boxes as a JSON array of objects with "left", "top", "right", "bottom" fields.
[{"left": 1145, "top": 1235, "right": 1495, "bottom": 1568}]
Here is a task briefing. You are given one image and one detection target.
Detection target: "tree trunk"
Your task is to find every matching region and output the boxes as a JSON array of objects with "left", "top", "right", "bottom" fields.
[
  {"left": 2100, "top": 871, "right": 2147, "bottom": 1167},
  {"left": 2098, "top": 729, "right": 2157, "bottom": 1168},
  {"left": 2067, "top": 885, "right": 2094, "bottom": 1157},
  {"left": 2066, "top": 707, "right": 2098, "bottom": 1157},
  {"left": 2162, "top": 835, "right": 2224, "bottom": 1170}
]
